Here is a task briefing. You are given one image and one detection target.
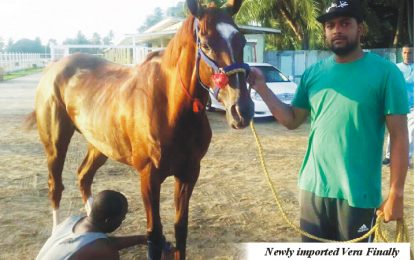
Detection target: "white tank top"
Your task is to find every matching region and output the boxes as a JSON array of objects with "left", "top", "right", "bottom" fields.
[{"left": 36, "top": 216, "right": 108, "bottom": 260}]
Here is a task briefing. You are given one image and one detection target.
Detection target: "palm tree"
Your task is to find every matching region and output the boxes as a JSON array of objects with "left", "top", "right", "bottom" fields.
[
  {"left": 363, "top": 0, "right": 413, "bottom": 48},
  {"left": 236, "top": 0, "right": 331, "bottom": 50},
  {"left": 236, "top": 0, "right": 413, "bottom": 50},
  {"left": 392, "top": 0, "right": 413, "bottom": 46}
]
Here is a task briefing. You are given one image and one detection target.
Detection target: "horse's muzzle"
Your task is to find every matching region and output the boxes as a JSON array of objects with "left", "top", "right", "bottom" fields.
[{"left": 228, "top": 101, "right": 254, "bottom": 129}]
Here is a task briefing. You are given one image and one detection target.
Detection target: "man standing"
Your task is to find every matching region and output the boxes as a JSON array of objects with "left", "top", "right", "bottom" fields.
[
  {"left": 248, "top": 0, "right": 409, "bottom": 242},
  {"left": 383, "top": 45, "right": 414, "bottom": 165}
]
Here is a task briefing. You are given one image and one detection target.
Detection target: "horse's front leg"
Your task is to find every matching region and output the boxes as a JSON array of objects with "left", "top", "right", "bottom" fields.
[
  {"left": 174, "top": 164, "right": 200, "bottom": 260},
  {"left": 140, "top": 163, "right": 165, "bottom": 260}
]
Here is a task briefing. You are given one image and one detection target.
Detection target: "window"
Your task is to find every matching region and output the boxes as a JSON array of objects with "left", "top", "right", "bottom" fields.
[{"left": 255, "top": 66, "right": 289, "bottom": 83}]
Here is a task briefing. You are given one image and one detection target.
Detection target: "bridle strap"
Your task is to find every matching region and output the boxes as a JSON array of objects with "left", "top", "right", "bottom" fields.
[
  {"left": 223, "top": 63, "right": 251, "bottom": 75},
  {"left": 195, "top": 51, "right": 215, "bottom": 95},
  {"left": 198, "top": 48, "right": 220, "bottom": 72},
  {"left": 177, "top": 65, "right": 204, "bottom": 113},
  {"left": 193, "top": 18, "right": 250, "bottom": 101}
]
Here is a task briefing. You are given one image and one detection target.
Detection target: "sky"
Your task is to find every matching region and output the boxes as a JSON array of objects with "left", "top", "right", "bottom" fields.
[{"left": 1, "top": 0, "right": 182, "bottom": 44}]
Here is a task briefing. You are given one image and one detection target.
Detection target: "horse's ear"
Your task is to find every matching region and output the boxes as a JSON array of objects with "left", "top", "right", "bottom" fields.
[
  {"left": 224, "top": 0, "right": 243, "bottom": 16},
  {"left": 186, "top": 0, "right": 200, "bottom": 17}
]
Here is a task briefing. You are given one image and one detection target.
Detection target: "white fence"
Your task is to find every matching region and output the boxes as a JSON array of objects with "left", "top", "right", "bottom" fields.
[
  {"left": 50, "top": 45, "right": 162, "bottom": 66},
  {"left": 0, "top": 52, "right": 48, "bottom": 73}
]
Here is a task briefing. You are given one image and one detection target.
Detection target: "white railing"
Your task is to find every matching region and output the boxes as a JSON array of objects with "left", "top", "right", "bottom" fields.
[
  {"left": 0, "top": 52, "right": 49, "bottom": 73},
  {"left": 50, "top": 45, "right": 163, "bottom": 66}
]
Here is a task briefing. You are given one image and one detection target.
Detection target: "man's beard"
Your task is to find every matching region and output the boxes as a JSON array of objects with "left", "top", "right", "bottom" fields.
[{"left": 329, "top": 38, "right": 359, "bottom": 56}]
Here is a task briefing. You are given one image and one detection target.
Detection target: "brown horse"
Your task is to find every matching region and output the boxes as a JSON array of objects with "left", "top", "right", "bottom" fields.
[{"left": 28, "top": 0, "right": 253, "bottom": 259}]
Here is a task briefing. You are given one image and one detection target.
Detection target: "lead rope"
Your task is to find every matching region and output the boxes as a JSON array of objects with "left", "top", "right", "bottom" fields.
[{"left": 249, "top": 121, "right": 412, "bottom": 257}]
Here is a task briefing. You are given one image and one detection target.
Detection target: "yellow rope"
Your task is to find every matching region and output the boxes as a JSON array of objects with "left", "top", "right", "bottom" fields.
[{"left": 249, "top": 121, "right": 412, "bottom": 248}]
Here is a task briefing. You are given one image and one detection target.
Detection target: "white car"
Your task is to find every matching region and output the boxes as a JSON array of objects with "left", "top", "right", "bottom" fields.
[{"left": 207, "top": 63, "right": 298, "bottom": 118}]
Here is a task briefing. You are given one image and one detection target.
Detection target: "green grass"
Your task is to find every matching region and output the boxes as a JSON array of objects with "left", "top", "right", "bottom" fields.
[{"left": 3, "top": 67, "right": 43, "bottom": 81}]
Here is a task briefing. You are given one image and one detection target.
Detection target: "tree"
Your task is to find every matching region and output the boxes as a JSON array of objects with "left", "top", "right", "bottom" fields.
[
  {"left": 64, "top": 31, "right": 86, "bottom": 45},
  {"left": 76, "top": 31, "right": 89, "bottom": 44},
  {"left": 44, "top": 39, "right": 58, "bottom": 55},
  {"left": 0, "top": 37, "right": 4, "bottom": 52},
  {"left": 63, "top": 31, "right": 92, "bottom": 53},
  {"left": 7, "top": 38, "right": 44, "bottom": 53},
  {"left": 236, "top": 0, "right": 331, "bottom": 50},
  {"left": 236, "top": 0, "right": 413, "bottom": 50},
  {"left": 201, "top": 0, "right": 226, "bottom": 6},
  {"left": 360, "top": 0, "right": 412, "bottom": 48},
  {"left": 388, "top": 0, "right": 413, "bottom": 46},
  {"left": 6, "top": 39, "right": 14, "bottom": 51},
  {"left": 166, "top": 1, "right": 186, "bottom": 18},
  {"left": 138, "top": 7, "right": 164, "bottom": 32},
  {"left": 102, "top": 30, "right": 114, "bottom": 45},
  {"left": 91, "top": 32, "right": 102, "bottom": 45}
]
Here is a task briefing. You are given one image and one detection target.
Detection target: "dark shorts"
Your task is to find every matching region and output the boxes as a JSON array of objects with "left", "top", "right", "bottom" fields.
[{"left": 300, "top": 190, "right": 377, "bottom": 242}]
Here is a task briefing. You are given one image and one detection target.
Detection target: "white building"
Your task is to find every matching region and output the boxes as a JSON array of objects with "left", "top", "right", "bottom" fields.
[{"left": 104, "top": 17, "right": 280, "bottom": 64}]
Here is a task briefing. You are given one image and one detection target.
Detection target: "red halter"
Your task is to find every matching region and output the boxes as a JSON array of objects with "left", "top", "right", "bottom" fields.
[{"left": 177, "top": 66, "right": 204, "bottom": 113}]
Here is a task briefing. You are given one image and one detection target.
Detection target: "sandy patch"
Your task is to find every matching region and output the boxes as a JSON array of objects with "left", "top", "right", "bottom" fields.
[{"left": 0, "top": 74, "right": 412, "bottom": 259}]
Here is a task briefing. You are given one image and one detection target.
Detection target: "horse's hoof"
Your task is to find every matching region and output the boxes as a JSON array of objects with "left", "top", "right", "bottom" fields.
[{"left": 161, "top": 244, "right": 175, "bottom": 260}]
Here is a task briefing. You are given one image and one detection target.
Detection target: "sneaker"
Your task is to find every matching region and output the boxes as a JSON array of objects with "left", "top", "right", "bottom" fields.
[{"left": 382, "top": 158, "right": 390, "bottom": 165}]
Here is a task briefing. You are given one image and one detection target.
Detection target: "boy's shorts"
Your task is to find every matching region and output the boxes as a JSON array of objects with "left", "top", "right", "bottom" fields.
[{"left": 300, "top": 189, "right": 377, "bottom": 242}]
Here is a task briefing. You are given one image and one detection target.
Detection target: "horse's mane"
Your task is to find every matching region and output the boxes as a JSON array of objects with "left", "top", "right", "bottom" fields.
[
  {"left": 141, "top": 50, "right": 165, "bottom": 64},
  {"left": 162, "top": 16, "right": 196, "bottom": 68},
  {"left": 161, "top": 4, "right": 226, "bottom": 69}
]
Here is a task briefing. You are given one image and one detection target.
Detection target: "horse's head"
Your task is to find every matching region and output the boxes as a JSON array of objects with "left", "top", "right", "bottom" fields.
[{"left": 187, "top": 0, "right": 254, "bottom": 129}]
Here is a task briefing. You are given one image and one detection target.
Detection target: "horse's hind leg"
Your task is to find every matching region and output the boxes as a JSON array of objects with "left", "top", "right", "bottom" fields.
[
  {"left": 76, "top": 144, "right": 108, "bottom": 215},
  {"left": 36, "top": 103, "right": 75, "bottom": 229}
]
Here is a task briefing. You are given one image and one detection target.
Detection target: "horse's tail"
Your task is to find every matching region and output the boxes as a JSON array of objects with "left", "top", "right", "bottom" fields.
[{"left": 23, "top": 111, "right": 37, "bottom": 131}]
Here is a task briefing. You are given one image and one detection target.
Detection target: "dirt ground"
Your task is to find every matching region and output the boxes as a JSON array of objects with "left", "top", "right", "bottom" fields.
[{"left": 0, "top": 73, "right": 413, "bottom": 260}]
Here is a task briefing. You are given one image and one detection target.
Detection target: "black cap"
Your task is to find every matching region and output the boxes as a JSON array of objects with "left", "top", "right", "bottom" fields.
[{"left": 317, "top": 0, "right": 364, "bottom": 24}]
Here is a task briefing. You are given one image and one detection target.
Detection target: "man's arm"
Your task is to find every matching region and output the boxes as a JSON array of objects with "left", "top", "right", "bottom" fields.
[
  {"left": 109, "top": 235, "right": 147, "bottom": 251},
  {"left": 70, "top": 239, "right": 120, "bottom": 260},
  {"left": 248, "top": 68, "right": 309, "bottom": 129},
  {"left": 377, "top": 114, "right": 409, "bottom": 222},
  {"left": 70, "top": 235, "right": 147, "bottom": 259}
]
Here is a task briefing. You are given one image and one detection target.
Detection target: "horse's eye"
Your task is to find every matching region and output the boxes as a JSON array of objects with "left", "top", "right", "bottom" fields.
[{"left": 201, "top": 43, "right": 211, "bottom": 51}]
